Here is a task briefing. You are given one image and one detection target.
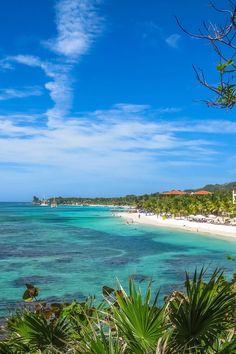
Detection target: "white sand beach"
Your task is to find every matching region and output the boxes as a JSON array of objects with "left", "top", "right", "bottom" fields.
[{"left": 119, "top": 212, "right": 236, "bottom": 240}]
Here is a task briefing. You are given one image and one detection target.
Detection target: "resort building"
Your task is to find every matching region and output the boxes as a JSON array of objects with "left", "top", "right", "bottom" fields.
[
  {"left": 192, "top": 190, "right": 212, "bottom": 196},
  {"left": 160, "top": 189, "right": 213, "bottom": 196},
  {"left": 160, "top": 190, "right": 186, "bottom": 196}
]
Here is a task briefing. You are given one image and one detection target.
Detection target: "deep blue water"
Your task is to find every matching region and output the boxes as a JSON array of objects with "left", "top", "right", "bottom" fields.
[{"left": 0, "top": 203, "right": 236, "bottom": 317}]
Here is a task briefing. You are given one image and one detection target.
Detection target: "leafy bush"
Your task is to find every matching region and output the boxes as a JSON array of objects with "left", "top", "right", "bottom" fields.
[{"left": 0, "top": 268, "right": 235, "bottom": 353}]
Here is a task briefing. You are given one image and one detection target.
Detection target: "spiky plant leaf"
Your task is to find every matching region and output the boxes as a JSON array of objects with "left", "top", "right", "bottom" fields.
[
  {"left": 211, "top": 332, "right": 236, "bottom": 354},
  {"left": 167, "top": 268, "right": 236, "bottom": 353},
  {"left": 82, "top": 330, "right": 125, "bottom": 354},
  {"left": 111, "top": 281, "right": 165, "bottom": 354},
  {"left": 8, "top": 312, "right": 72, "bottom": 351},
  {"left": 0, "top": 341, "right": 31, "bottom": 354}
]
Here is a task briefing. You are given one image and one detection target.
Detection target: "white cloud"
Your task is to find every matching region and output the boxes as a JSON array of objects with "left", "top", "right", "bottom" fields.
[
  {"left": 8, "top": 55, "right": 72, "bottom": 125},
  {"left": 0, "top": 2, "right": 234, "bottom": 198},
  {"left": 113, "top": 103, "right": 150, "bottom": 113},
  {"left": 156, "top": 107, "right": 182, "bottom": 114},
  {"left": 187, "top": 120, "right": 236, "bottom": 134},
  {"left": 0, "top": 86, "right": 43, "bottom": 101},
  {"left": 0, "top": 103, "right": 234, "bottom": 198},
  {"left": 45, "top": 0, "right": 102, "bottom": 60},
  {"left": 166, "top": 33, "right": 181, "bottom": 48},
  {"left": 0, "top": 59, "right": 14, "bottom": 70},
  {"left": 0, "top": 104, "right": 223, "bottom": 164},
  {"left": 9, "top": 54, "right": 42, "bottom": 67},
  {"left": 162, "top": 120, "right": 236, "bottom": 134},
  {"left": 3, "top": 0, "right": 102, "bottom": 125}
]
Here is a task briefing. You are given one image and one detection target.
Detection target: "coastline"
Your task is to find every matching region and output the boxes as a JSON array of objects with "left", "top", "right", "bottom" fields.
[{"left": 118, "top": 212, "right": 236, "bottom": 240}]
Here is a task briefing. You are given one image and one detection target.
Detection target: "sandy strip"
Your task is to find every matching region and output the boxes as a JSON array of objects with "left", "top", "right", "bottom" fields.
[{"left": 118, "top": 212, "right": 236, "bottom": 240}]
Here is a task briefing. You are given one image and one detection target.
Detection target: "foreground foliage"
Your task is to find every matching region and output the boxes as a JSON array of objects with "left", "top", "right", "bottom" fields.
[{"left": 0, "top": 269, "right": 235, "bottom": 353}]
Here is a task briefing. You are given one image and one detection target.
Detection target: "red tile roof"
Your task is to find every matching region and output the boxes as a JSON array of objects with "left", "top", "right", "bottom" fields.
[
  {"left": 160, "top": 189, "right": 213, "bottom": 196},
  {"left": 160, "top": 190, "right": 186, "bottom": 195},
  {"left": 192, "top": 190, "right": 212, "bottom": 195}
]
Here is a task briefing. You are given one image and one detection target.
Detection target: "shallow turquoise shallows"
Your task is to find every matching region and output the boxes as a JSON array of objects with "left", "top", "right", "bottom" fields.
[{"left": 0, "top": 203, "right": 236, "bottom": 317}]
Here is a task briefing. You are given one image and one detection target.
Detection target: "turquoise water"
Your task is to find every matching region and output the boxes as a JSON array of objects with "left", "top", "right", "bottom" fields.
[{"left": 0, "top": 203, "right": 236, "bottom": 317}]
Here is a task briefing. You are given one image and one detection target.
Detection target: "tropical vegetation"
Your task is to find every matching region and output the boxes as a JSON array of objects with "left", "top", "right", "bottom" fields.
[
  {"left": 137, "top": 192, "right": 236, "bottom": 218},
  {"left": 33, "top": 181, "right": 236, "bottom": 217},
  {"left": 0, "top": 268, "right": 235, "bottom": 353}
]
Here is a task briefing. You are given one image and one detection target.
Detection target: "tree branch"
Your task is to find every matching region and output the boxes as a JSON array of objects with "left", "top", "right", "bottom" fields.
[{"left": 176, "top": 1, "right": 236, "bottom": 109}]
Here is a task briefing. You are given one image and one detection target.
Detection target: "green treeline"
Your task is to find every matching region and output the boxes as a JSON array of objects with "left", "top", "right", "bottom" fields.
[
  {"left": 33, "top": 190, "right": 236, "bottom": 217},
  {"left": 136, "top": 192, "right": 236, "bottom": 217},
  {"left": 32, "top": 194, "right": 139, "bottom": 207}
]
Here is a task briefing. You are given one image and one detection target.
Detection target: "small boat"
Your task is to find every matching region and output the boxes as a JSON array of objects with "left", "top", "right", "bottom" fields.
[
  {"left": 40, "top": 200, "right": 48, "bottom": 206},
  {"left": 50, "top": 198, "right": 57, "bottom": 208}
]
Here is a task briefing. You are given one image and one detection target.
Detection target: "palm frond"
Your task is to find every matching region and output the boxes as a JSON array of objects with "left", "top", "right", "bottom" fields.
[
  {"left": 8, "top": 311, "right": 72, "bottom": 351},
  {"left": 111, "top": 280, "right": 165, "bottom": 354},
  {"left": 167, "top": 268, "right": 236, "bottom": 353}
]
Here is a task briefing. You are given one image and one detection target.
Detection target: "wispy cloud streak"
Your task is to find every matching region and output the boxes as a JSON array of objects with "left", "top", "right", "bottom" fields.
[
  {"left": 166, "top": 33, "right": 181, "bottom": 48},
  {"left": 46, "top": 0, "right": 102, "bottom": 60},
  {"left": 7, "top": 55, "right": 72, "bottom": 125},
  {"left": 0, "top": 86, "right": 43, "bottom": 101},
  {"left": 2, "top": 0, "right": 102, "bottom": 125}
]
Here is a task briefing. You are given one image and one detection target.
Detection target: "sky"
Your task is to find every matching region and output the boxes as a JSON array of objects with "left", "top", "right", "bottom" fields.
[{"left": 0, "top": 0, "right": 235, "bottom": 201}]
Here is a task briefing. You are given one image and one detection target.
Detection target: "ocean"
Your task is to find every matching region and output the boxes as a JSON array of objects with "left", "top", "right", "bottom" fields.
[{"left": 0, "top": 203, "right": 236, "bottom": 317}]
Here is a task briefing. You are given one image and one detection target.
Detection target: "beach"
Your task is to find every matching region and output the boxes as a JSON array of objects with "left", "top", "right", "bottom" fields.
[{"left": 119, "top": 212, "right": 236, "bottom": 240}]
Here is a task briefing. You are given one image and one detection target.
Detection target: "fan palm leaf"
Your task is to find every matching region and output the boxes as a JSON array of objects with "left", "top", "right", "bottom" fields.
[
  {"left": 111, "top": 281, "right": 165, "bottom": 354},
  {"left": 8, "top": 312, "right": 72, "bottom": 351},
  {"left": 167, "top": 268, "right": 236, "bottom": 353}
]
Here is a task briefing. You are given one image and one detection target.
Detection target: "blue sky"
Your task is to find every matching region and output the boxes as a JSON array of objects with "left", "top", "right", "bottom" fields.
[{"left": 0, "top": 0, "right": 235, "bottom": 201}]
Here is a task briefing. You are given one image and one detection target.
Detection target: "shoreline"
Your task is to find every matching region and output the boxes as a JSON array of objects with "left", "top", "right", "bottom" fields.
[{"left": 118, "top": 212, "right": 236, "bottom": 240}]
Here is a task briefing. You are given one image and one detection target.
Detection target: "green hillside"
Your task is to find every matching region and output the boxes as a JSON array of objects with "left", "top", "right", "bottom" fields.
[{"left": 194, "top": 181, "right": 236, "bottom": 192}]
